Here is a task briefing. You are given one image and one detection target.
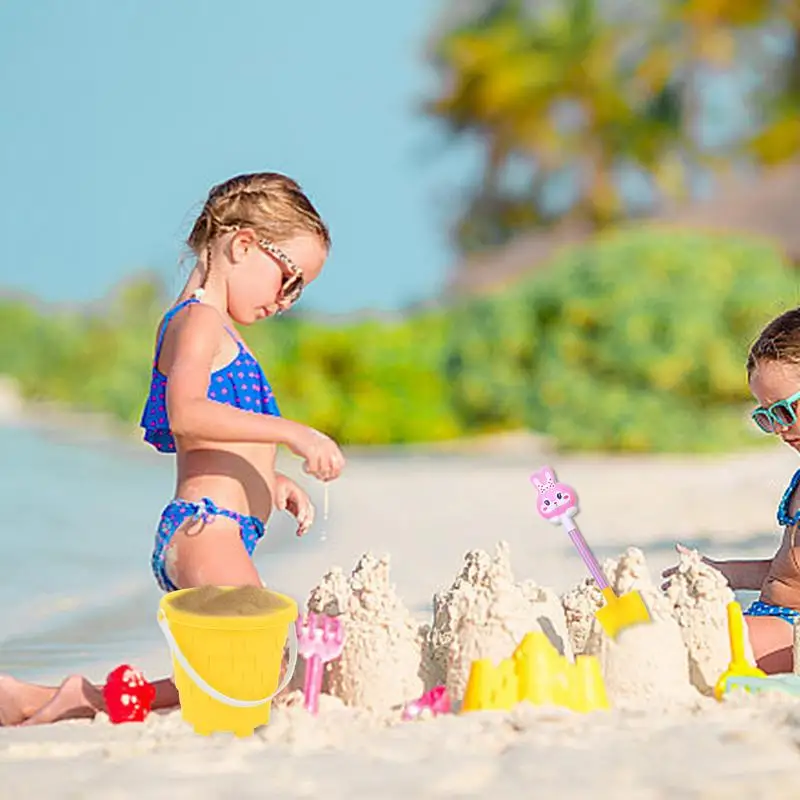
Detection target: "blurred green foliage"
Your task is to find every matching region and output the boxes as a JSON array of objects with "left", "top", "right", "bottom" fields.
[
  {"left": 1, "top": 228, "right": 796, "bottom": 452},
  {"left": 0, "top": 276, "right": 464, "bottom": 446},
  {"left": 444, "top": 227, "right": 798, "bottom": 451}
]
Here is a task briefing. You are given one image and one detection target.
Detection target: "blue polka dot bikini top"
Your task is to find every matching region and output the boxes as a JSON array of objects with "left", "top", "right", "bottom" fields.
[
  {"left": 139, "top": 296, "right": 281, "bottom": 453},
  {"left": 778, "top": 469, "right": 800, "bottom": 528}
]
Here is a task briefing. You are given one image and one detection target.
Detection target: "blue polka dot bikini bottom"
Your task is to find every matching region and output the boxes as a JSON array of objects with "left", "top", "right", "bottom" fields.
[
  {"left": 151, "top": 497, "right": 265, "bottom": 592},
  {"left": 744, "top": 600, "right": 800, "bottom": 626}
]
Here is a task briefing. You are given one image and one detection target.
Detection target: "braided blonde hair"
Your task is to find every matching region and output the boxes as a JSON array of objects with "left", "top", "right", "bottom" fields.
[{"left": 187, "top": 172, "right": 330, "bottom": 280}]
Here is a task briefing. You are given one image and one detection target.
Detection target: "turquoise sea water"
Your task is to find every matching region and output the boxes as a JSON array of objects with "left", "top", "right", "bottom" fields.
[
  {"left": 0, "top": 424, "right": 171, "bottom": 679},
  {"left": 0, "top": 423, "right": 304, "bottom": 681}
]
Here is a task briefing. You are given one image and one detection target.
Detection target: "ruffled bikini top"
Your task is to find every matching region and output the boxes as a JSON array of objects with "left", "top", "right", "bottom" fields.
[
  {"left": 778, "top": 469, "right": 800, "bottom": 528},
  {"left": 139, "top": 296, "right": 280, "bottom": 453}
]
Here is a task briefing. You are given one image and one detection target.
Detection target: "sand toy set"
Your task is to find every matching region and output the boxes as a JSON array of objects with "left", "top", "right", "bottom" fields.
[
  {"left": 115, "top": 464, "right": 800, "bottom": 736},
  {"left": 141, "top": 465, "right": 643, "bottom": 735}
]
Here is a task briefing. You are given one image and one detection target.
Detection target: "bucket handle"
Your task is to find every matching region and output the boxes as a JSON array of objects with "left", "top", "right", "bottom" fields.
[{"left": 157, "top": 610, "right": 298, "bottom": 709}]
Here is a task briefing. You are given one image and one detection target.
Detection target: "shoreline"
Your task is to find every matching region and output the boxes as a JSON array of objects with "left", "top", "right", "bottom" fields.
[{"left": 0, "top": 372, "right": 774, "bottom": 464}]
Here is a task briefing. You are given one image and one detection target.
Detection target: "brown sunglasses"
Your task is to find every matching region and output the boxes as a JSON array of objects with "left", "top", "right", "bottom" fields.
[{"left": 256, "top": 238, "right": 305, "bottom": 305}]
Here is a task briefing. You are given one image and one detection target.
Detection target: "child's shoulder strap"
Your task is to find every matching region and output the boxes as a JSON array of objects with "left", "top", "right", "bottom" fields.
[{"left": 154, "top": 297, "right": 199, "bottom": 364}]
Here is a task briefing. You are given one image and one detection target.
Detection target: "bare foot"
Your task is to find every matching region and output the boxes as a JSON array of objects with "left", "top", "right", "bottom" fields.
[
  {"left": 20, "top": 675, "right": 104, "bottom": 726},
  {"left": 0, "top": 675, "right": 32, "bottom": 726}
]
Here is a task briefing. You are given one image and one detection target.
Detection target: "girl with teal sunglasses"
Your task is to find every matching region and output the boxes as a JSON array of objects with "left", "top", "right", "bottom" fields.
[{"left": 664, "top": 307, "right": 800, "bottom": 675}]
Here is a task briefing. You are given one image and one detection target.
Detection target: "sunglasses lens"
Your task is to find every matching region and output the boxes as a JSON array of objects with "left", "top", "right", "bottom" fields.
[
  {"left": 753, "top": 412, "right": 773, "bottom": 433},
  {"left": 774, "top": 403, "right": 796, "bottom": 427},
  {"left": 283, "top": 275, "right": 303, "bottom": 302}
]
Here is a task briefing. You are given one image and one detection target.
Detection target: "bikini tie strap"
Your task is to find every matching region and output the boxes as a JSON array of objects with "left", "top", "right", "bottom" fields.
[{"left": 192, "top": 497, "right": 220, "bottom": 525}]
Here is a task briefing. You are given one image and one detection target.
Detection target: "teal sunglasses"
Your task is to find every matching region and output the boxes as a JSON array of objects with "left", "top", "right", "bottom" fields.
[{"left": 752, "top": 391, "right": 800, "bottom": 433}]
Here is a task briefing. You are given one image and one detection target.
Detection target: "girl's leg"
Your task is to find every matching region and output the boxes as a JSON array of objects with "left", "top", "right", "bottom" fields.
[
  {"left": 745, "top": 615, "right": 794, "bottom": 673},
  {"left": 8, "top": 515, "right": 261, "bottom": 727},
  {"left": 12, "top": 675, "right": 178, "bottom": 725},
  {"left": 166, "top": 515, "right": 262, "bottom": 589},
  {"left": 2, "top": 675, "right": 180, "bottom": 727},
  {"left": 0, "top": 675, "right": 56, "bottom": 725}
]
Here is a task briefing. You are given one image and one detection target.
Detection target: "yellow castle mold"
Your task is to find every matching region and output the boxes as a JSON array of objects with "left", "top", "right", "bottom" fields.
[{"left": 461, "top": 631, "right": 609, "bottom": 714}]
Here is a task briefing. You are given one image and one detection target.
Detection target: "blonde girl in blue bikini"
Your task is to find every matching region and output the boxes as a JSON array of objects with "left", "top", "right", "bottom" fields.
[
  {"left": 140, "top": 172, "right": 345, "bottom": 590},
  {"left": 664, "top": 307, "right": 800, "bottom": 674},
  {"left": 0, "top": 172, "right": 345, "bottom": 725}
]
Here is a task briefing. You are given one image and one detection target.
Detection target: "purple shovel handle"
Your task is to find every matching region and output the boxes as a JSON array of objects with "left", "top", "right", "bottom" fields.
[{"left": 562, "top": 518, "right": 610, "bottom": 591}]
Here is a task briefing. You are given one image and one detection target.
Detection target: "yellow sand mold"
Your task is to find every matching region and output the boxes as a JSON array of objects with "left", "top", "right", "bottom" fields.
[{"left": 461, "top": 631, "right": 610, "bottom": 714}]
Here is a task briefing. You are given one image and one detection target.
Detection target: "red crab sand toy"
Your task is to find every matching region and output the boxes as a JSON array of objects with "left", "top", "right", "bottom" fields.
[{"left": 102, "top": 664, "right": 156, "bottom": 724}]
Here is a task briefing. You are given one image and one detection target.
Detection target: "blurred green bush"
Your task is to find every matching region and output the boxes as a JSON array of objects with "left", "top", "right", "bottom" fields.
[
  {"left": 0, "top": 227, "right": 795, "bottom": 452},
  {"left": 444, "top": 227, "right": 798, "bottom": 451},
  {"left": 0, "top": 278, "right": 464, "bottom": 445}
]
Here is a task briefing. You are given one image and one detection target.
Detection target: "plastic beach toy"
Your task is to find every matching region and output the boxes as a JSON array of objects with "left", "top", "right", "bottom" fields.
[
  {"left": 402, "top": 685, "right": 452, "bottom": 721},
  {"left": 724, "top": 673, "right": 800, "bottom": 697},
  {"left": 296, "top": 612, "right": 345, "bottom": 715},
  {"left": 157, "top": 586, "right": 298, "bottom": 737},
  {"left": 531, "top": 466, "right": 651, "bottom": 639},
  {"left": 102, "top": 664, "right": 156, "bottom": 724},
  {"left": 714, "top": 601, "right": 766, "bottom": 700}
]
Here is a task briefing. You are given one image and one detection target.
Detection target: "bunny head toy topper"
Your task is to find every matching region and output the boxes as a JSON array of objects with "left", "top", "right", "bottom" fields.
[{"left": 530, "top": 466, "right": 578, "bottom": 522}]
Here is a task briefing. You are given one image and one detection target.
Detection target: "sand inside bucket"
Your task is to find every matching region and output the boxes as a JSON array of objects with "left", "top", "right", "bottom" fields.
[{"left": 169, "top": 586, "right": 293, "bottom": 617}]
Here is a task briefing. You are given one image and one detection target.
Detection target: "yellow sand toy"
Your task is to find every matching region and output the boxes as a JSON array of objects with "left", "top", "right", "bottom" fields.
[
  {"left": 461, "top": 631, "right": 610, "bottom": 714},
  {"left": 714, "top": 601, "right": 766, "bottom": 700},
  {"left": 158, "top": 586, "right": 298, "bottom": 737}
]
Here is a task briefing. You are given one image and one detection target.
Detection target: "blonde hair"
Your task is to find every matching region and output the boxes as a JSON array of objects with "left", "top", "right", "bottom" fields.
[{"left": 187, "top": 172, "right": 330, "bottom": 271}]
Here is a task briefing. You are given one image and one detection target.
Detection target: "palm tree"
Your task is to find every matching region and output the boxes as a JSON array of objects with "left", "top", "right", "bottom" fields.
[
  {"left": 427, "top": 0, "right": 799, "bottom": 252},
  {"left": 426, "top": 0, "right": 681, "bottom": 250},
  {"left": 744, "top": 3, "right": 800, "bottom": 165}
]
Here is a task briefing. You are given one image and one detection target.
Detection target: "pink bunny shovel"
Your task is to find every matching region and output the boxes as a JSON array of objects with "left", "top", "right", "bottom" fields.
[
  {"left": 530, "top": 465, "right": 651, "bottom": 639},
  {"left": 295, "top": 612, "right": 345, "bottom": 715}
]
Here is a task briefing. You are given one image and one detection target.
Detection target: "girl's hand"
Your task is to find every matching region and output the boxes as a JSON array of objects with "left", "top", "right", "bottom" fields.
[
  {"left": 274, "top": 473, "right": 315, "bottom": 537},
  {"left": 284, "top": 423, "right": 345, "bottom": 482},
  {"left": 660, "top": 543, "right": 719, "bottom": 590}
]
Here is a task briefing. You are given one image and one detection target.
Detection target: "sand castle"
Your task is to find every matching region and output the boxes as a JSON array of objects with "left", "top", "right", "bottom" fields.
[
  {"left": 289, "top": 540, "right": 736, "bottom": 716},
  {"left": 297, "top": 553, "right": 425, "bottom": 711}
]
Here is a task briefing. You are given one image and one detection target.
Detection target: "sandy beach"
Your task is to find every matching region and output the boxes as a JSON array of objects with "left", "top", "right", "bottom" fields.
[{"left": 3, "top": 440, "right": 800, "bottom": 798}]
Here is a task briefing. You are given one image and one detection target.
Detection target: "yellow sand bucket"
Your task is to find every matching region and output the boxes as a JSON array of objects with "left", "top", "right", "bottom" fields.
[{"left": 157, "top": 587, "right": 298, "bottom": 737}]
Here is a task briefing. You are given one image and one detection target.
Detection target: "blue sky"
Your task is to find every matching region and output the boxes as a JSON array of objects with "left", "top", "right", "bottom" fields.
[{"left": 0, "top": 1, "right": 479, "bottom": 314}]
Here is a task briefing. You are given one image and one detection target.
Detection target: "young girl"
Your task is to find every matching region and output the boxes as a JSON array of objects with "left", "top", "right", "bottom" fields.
[
  {"left": 0, "top": 172, "right": 345, "bottom": 725},
  {"left": 664, "top": 306, "right": 800, "bottom": 674}
]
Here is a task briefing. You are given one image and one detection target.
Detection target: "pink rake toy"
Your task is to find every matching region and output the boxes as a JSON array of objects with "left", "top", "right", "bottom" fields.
[
  {"left": 295, "top": 612, "right": 345, "bottom": 715},
  {"left": 530, "top": 466, "right": 651, "bottom": 639}
]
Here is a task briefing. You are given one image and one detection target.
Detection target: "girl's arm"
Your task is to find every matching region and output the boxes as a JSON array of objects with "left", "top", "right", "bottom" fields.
[
  {"left": 662, "top": 544, "right": 772, "bottom": 592},
  {"left": 164, "top": 302, "right": 302, "bottom": 446},
  {"left": 162, "top": 303, "right": 346, "bottom": 483},
  {"left": 711, "top": 558, "right": 772, "bottom": 592}
]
